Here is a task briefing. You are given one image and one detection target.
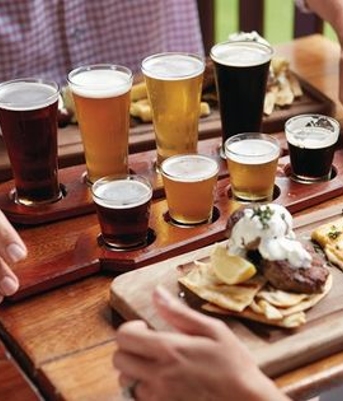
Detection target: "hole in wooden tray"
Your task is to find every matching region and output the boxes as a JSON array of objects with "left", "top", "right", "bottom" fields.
[
  {"left": 283, "top": 163, "right": 337, "bottom": 184},
  {"left": 163, "top": 206, "right": 220, "bottom": 228},
  {"left": 97, "top": 228, "right": 156, "bottom": 252},
  {"left": 226, "top": 185, "right": 281, "bottom": 203}
]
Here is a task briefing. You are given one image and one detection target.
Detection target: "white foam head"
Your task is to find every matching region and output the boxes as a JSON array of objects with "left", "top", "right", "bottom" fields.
[
  {"left": 92, "top": 178, "right": 152, "bottom": 209},
  {"left": 210, "top": 41, "right": 273, "bottom": 67},
  {"left": 285, "top": 114, "right": 340, "bottom": 149},
  {"left": 226, "top": 138, "right": 280, "bottom": 165},
  {"left": 68, "top": 66, "right": 132, "bottom": 98},
  {"left": 142, "top": 53, "right": 204, "bottom": 80},
  {"left": 0, "top": 80, "right": 59, "bottom": 111},
  {"left": 161, "top": 154, "right": 219, "bottom": 182}
]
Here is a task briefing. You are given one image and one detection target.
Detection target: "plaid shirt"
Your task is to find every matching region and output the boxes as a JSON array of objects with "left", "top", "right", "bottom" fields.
[{"left": 0, "top": 0, "right": 204, "bottom": 86}]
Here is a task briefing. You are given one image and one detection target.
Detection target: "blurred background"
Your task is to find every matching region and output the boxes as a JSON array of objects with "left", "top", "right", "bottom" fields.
[{"left": 215, "top": 0, "right": 337, "bottom": 44}]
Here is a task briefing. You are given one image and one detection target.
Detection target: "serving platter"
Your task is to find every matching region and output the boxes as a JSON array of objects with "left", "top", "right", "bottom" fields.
[{"left": 109, "top": 203, "right": 343, "bottom": 378}]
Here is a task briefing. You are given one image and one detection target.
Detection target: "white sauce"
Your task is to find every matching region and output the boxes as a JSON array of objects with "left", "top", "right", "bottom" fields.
[{"left": 228, "top": 204, "right": 312, "bottom": 268}]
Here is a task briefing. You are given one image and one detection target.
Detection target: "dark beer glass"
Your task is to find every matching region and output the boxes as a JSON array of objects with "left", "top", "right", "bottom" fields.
[
  {"left": 285, "top": 114, "right": 340, "bottom": 183},
  {"left": 210, "top": 41, "right": 273, "bottom": 157},
  {"left": 0, "top": 78, "right": 61, "bottom": 205},
  {"left": 91, "top": 175, "right": 153, "bottom": 249}
]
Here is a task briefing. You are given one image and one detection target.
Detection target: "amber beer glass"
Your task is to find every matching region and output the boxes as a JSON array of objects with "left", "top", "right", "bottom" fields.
[
  {"left": 0, "top": 78, "right": 61, "bottom": 206},
  {"left": 225, "top": 133, "right": 280, "bottom": 202},
  {"left": 68, "top": 65, "right": 133, "bottom": 184},
  {"left": 210, "top": 41, "right": 273, "bottom": 157},
  {"left": 141, "top": 53, "right": 205, "bottom": 168},
  {"left": 91, "top": 175, "right": 153, "bottom": 249},
  {"left": 160, "top": 154, "right": 219, "bottom": 225}
]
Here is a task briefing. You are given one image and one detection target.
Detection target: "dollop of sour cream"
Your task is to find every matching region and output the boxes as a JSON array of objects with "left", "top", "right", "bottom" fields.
[{"left": 228, "top": 204, "right": 312, "bottom": 268}]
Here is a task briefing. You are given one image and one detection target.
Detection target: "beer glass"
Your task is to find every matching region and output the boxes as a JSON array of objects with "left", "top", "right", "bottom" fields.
[
  {"left": 285, "top": 114, "right": 340, "bottom": 183},
  {"left": 210, "top": 41, "right": 273, "bottom": 157},
  {"left": 0, "top": 78, "right": 61, "bottom": 206},
  {"left": 160, "top": 154, "right": 219, "bottom": 225},
  {"left": 91, "top": 175, "right": 153, "bottom": 249},
  {"left": 68, "top": 64, "right": 133, "bottom": 184},
  {"left": 225, "top": 133, "right": 280, "bottom": 202},
  {"left": 141, "top": 53, "right": 205, "bottom": 169}
]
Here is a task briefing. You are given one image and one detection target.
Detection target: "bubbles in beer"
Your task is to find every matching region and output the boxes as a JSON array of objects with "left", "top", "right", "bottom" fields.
[{"left": 93, "top": 179, "right": 152, "bottom": 208}]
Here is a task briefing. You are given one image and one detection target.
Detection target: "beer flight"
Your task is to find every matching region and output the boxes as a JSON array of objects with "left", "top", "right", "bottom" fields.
[{"left": 0, "top": 39, "right": 340, "bottom": 252}]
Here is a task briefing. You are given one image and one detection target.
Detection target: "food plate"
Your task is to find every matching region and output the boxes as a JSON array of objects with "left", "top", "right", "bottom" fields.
[{"left": 109, "top": 204, "right": 343, "bottom": 378}]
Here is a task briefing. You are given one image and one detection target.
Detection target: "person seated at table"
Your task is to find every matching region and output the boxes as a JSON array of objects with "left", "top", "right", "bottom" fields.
[
  {"left": 114, "top": 285, "right": 292, "bottom": 401},
  {"left": 296, "top": 0, "right": 343, "bottom": 104},
  {"left": 0, "top": 0, "right": 204, "bottom": 86},
  {"left": 0, "top": 211, "right": 27, "bottom": 303}
]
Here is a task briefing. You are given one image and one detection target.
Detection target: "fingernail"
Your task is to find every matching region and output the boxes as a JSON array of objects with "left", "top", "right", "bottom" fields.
[
  {"left": 6, "top": 243, "right": 27, "bottom": 263},
  {"left": 0, "top": 276, "right": 19, "bottom": 296}
]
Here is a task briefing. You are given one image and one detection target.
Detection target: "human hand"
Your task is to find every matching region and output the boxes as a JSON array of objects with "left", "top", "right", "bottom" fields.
[
  {"left": 114, "top": 286, "right": 290, "bottom": 401},
  {"left": 0, "top": 211, "right": 27, "bottom": 302}
]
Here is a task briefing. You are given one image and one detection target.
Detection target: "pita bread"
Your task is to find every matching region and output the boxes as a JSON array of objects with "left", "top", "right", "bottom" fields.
[
  {"left": 311, "top": 218, "right": 343, "bottom": 270},
  {"left": 178, "top": 261, "right": 266, "bottom": 313}
]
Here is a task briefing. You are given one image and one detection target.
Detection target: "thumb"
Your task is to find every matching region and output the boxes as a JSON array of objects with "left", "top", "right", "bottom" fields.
[{"left": 152, "top": 285, "right": 224, "bottom": 339}]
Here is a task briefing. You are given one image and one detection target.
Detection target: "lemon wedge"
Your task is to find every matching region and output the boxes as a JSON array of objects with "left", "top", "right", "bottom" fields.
[{"left": 211, "top": 244, "right": 257, "bottom": 285}]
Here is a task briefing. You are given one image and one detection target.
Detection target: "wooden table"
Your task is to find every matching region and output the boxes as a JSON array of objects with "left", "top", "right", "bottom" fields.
[{"left": 1, "top": 34, "right": 343, "bottom": 401}]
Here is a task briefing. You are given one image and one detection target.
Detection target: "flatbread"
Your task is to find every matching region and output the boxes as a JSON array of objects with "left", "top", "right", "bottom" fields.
[
  {"left": 178, "top": 261, "right": 266, "bottom": 313},
  {"left": 311, "top": 218, "right": 343, "bottom": 270}
]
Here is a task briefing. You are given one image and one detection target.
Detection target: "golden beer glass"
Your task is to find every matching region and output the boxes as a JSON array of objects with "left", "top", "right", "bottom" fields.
[
  {"left": 141, "top": 53, "right": 205, "bottom": 169},
  {"left": 67, "top": 64, "right": 133, "bottom": 184},
  {"left": 225, "top": 133, "right": 280, "bottom": 202},
  {"left": 160, "top": 154, "right": 219, "bottom": 225}
]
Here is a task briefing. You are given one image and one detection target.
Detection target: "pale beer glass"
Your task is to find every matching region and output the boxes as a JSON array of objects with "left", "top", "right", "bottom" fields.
[
  {"left": 0, "top": 78, "right": 61, "bottom": 206},
  {"left": 141, "top": 53, "right": 205, "bottom": 169},
  {"left": 211, "top": 41, "right": 273, "bottom": 157},
  {"left": 285, "top": 114, "right": 340, "bottom": 183},
  {"left": 160, "top": 154, "right": 219, "bottom": 225},
  {"left": 225, "top": 133, "right": 280, "bottom": 202},
  {"left": 91, "top": 175, "right": 153, "bottom": 249},
  {"left": 68, "top": 65, "right": 133, "bottom": 184}
]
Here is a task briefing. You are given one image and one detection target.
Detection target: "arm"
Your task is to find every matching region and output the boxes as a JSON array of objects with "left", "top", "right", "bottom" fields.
[
  {"left": 0, "top": 211, "right": 27, "bottom": 301},
  {"left": 303, "top": 0, "right": 343, "bottom": 103},
  {"left": 113, "top": 286, "right": 291, "bottom": 401}
]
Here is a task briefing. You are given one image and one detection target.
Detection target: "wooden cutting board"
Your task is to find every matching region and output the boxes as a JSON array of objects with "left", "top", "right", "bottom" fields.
[{"left": 109, "top": 204, "right": 343, "bottom": 378}]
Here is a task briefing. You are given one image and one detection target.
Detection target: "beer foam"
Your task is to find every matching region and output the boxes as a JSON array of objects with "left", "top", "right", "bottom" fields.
[
  {"left": 211, "top": 41, "right": 273, "bottom": 67},
  {"left": 68, "top": 69, "right": 132, "bottom": 98},
  {"left": 93, "top": 179, "right": 152, "bottom": 208},
  {"left": 0, "top": 81, "right": 59, "bottom": 111},
  {"left": 286, "top": 128, "right": 338, "bottom": 149},
  {"left": 161, "top": 155, "right": 218, "bottom": 182},
  {"left": 142, "top": 54, "right": 204, "bottom": 80},
  {"left": 226, "top": 139, "right": 279, "bottom": 164}
]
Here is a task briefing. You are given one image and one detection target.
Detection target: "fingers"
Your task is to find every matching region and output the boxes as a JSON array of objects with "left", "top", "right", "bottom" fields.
[
  {"left": 0, "top": 211, "right": 27, "bottom": 265},
  {"left": 152, "top": 285, "right": 231, "bottom": 340},
  {"left": 0, "top": 257, "right": 19, "bottom": 296}
]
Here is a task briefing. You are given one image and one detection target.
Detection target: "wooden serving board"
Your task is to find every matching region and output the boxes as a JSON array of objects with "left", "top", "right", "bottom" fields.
[{"left": 109, "top": 204, "right": 343, "bottom": 379}]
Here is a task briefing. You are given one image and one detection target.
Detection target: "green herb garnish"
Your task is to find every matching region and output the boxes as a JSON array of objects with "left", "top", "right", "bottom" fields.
[
  {"left": 327, "top": 225, "right": 342, "bottom": 240},
  {"left": 251, "top": 206, "right": 275, "bottom": 229}
]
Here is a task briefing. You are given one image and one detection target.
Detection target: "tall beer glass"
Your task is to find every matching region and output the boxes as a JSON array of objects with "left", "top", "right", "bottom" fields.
[
  {"left": 68, "top": 64, "right": 133, "bottom": 184},
  {"left": 0, "top": 78, "right": 61, "bottom": 206},
  {"left": 210, "top": 41, "right": 273, "bottom": 157},
  {"left": 141, "top": 53, "right": 205, "bottom": 169}
]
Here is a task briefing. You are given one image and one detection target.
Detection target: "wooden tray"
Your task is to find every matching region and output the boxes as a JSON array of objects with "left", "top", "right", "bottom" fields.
[
  {"left": 7, "top": 145, "right": 343, "bottom": 302},
  {"left": 109, "top": 204, "right": 343, "bottom": 379}
]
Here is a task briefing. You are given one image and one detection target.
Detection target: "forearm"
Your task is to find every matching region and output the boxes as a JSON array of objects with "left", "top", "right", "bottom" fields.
[{"left": 305, "top": 0, "right": 343, "bottom": 43}]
